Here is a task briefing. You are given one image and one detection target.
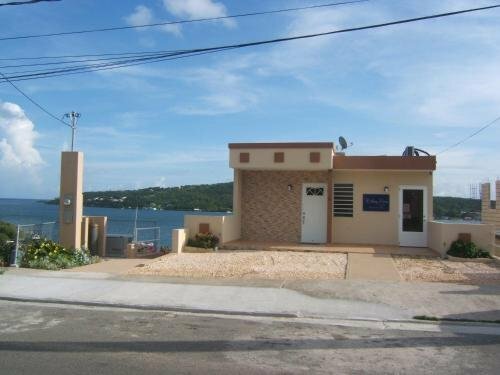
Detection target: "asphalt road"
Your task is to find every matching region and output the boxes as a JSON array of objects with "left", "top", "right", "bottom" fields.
[{"left": 1, "top": 300, "right": 499, "bottom": 374}]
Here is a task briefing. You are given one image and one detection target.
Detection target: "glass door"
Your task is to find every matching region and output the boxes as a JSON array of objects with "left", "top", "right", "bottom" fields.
[{"left": 399, "top": 186, "right": 427, "bottom": 247}]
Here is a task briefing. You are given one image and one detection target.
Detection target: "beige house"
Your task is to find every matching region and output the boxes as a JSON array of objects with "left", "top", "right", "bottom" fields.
[{"left": 229, "top": 142, "right": 436, "bottom": 247}]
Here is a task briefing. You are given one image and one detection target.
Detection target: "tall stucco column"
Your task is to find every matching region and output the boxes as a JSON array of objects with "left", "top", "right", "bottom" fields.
[
  {"left": 232, "top": 168, "right": 242, "bottom": 239},
  {"left": 59, "top": 152, "right": 84, "bottom": 249},
  {"left": 481, "top": 183, "right": 490, "bottom": 210}
]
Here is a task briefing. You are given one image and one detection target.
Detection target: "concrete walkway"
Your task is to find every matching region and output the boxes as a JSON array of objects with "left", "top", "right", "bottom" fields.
[
  {"left": 1, "top": 269, "right": 500, "bottom": 322},
  {"left": 0, "top": 273, "right": 411, "bottom": 321},
  {"left": 346, "top": 253, "right": 401, "bottom": 281},
  {"left": 66, "top": 258, "right": 153, "bottom": 274}
]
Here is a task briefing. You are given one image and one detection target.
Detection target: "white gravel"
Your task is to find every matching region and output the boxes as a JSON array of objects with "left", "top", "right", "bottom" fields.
[
  {"left": 393, "top": 255, "right": 500, "bottom": 284},
  {"left": 129, "top": 251, "right": 347, "bottom": 280}
]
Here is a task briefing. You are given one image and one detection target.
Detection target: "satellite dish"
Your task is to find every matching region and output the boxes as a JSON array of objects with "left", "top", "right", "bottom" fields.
[{"left": 339, "top": 136, "right": 348, "bottom": 151}]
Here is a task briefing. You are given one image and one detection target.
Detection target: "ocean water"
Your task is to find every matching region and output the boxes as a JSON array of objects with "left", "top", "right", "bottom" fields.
[{"left": 0, "top": 198, "right": 223, "bottom": 246}]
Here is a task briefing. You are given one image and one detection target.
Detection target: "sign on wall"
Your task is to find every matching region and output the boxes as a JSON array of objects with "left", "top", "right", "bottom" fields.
[{"left": 363, "top": 194, "right": 390, "bottom": 212}]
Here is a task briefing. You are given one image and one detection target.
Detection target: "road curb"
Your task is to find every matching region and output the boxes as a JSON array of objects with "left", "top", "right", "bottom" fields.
[{"left": 0, "top": 296, "right": 298, "bottom": 318}]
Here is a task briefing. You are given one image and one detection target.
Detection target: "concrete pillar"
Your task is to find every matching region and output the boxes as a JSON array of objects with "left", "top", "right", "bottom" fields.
[
  {"left": 481, "top": 183, "right": 490, "bottom": 210},
  {"left": 232, "top": 168, "right": 242, "bottom": 240},
  {"left": 172, "top": 228, "right": 188, "bottom": 254},
  {"left": 59, "top": 152, "right": 84, "bottom": 249}
]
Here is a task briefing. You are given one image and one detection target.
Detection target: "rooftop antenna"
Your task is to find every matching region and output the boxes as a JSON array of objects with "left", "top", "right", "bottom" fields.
[
  {"left": 63, "top": 111, "right": 81, "bottom": 151},
  {"left": 337, "top": 136, "right": 353, "bottom": 151}
]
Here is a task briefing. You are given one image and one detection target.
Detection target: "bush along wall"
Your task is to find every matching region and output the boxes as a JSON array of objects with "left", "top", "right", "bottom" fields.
[
  {"left": 21, "top": 239, "right": 99, "bottom": 270},
  {"left": 447, "top": 240, "right": 491, "bottom": 259},
  {"left": 186, "top": 233, "right": 220, "bottom": 249}
]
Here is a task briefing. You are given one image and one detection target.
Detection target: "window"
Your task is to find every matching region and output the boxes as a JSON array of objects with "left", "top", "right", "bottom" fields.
[
  {"left": 310, "top": 152, "right": 320, "bottom": 163},
  {"left": 274, "top": 152, "right": 284, "bottom": 163},
  {"left": 333, "top": 183, "right": 353, "bottom": 217},
  {"left": 306, "top": 187, "right": 324, "bottom": 196},
  {"left": 239, "top": 152, "right": 249, "bottom": 163}
]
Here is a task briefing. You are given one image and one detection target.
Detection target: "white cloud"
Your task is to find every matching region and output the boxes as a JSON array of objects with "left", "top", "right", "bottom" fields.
[
  {"left": 173, "top": 66, "right": 259, "bottom": 115},
  {"left": 124, "top": 4, "right": 181, "bottom": 36},
  {"left": 163, "top": 0, "right": 235, "bottom": 28},
  {"left": 124, "top": 5, "right": 153, "bottom": 27},
  {"left": 160, "top": 23, "right": 182, "bottom": 36},
  {"left": 0, "top": 101, "right": 43, "bottom": 169}
]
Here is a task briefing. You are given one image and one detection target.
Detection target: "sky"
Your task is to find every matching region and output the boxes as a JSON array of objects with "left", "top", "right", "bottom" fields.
[{"left": 0, "top": 0, "right": 499, "bottom": 199}]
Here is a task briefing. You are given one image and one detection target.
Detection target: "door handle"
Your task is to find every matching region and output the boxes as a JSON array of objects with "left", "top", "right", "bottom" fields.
[{"left": 302, "top": 212, "right": 306, "bottom": 224}]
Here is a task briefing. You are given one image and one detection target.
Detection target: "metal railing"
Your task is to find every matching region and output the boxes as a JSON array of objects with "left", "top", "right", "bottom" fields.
[{"left": 133, "top": 226, "right": 161, "bottom": 255}]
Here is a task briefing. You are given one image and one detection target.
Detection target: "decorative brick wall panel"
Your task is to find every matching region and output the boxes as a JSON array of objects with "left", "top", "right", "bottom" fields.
[{"left": 241, "top": 170, "right": 329, "bottom": 242}]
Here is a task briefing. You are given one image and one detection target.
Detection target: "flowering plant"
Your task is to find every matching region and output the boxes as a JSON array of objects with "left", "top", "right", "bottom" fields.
[{"left": 21, "top": 239, "right": 99, "bottom": 270}]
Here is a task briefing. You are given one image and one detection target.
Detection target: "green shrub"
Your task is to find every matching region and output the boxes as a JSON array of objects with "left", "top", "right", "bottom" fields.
[
  {"left": 186, "top": 233, "right": 220, "bottom": 249},
  {"left": 0, "top": 220, "right": 16, "bottom": 265},
  {"left": 447, "top": 240, "right": 491, "bottom": 258},
  {"left": 0, "top": 241, "right": 14, "bottom": 266},
  {"left": 20, "top": 239, "right": 99, "bottom": 270}
]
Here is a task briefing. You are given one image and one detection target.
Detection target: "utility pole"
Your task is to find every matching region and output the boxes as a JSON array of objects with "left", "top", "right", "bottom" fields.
[{"left": 63, "top": 111, "right": 81, "bottom": 151}]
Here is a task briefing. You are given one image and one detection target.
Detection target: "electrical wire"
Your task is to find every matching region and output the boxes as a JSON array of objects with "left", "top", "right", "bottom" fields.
[
  {"left": 0, "top": 0, "right": 369, "bottom": 41},
  {"left": 0, "top": 71, "right": 71, "bottom": 127},
  {"left": 1, "top": 3, "right": 499, "bottom": 83},
  {"left": 436, "top": 116, "right": 500, "bottom": 155},
  {"left": 0, "top": 49, "right": 189, "bottom": 61},
  {"left": 0, "top": 0, "right": 60, "bottom": 7}
]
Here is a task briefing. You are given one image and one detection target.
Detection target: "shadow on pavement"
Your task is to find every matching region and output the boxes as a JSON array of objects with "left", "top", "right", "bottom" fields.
[{"left": 1, "top": 335, "right": 500, "bottom": 353}]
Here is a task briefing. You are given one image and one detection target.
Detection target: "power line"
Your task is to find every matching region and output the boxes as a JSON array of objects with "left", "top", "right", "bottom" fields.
[
  {"left": 2, "top": 48, "right": 238, "bottom": 83},
  {"left": 0, "top": 52, "right": 179, "bottom": 69},
  {"left": 0, "top": 49, "right": 188, "bottom": 61},
  {"left": 0, "top": 0, "right": 369, "bottom": 42},
  {"left": 436, "top": 116, "right": 500, "bottom": 155},
  {"left": 1, "top": 3, "right": 499, "bottom": 83},
  {"left": 0, "top": 0, "right": 60, "bottom": 7},
  {"left": 0, "top": 71, "right": 71, "bottom": 127}
]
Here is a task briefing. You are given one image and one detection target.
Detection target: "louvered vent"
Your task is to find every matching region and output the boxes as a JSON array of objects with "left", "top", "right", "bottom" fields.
[{"left": 333, "top": 183, "right": 353, "bottom": 217}]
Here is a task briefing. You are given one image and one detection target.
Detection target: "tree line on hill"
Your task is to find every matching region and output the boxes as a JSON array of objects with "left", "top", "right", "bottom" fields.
[
  {"left": 46, "top": 182, "right": 482, "bottom": 218},
  {"left": 46, "top": 182, "right": 234, "bottom": 212}
]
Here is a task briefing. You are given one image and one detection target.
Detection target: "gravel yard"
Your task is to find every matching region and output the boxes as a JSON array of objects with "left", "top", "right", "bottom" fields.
[
  {"left": 393, "top": 255, "right": 500, "bottom": 284},
  {"left": 129, "top": 251, "right": 347, "bottom": 280}
]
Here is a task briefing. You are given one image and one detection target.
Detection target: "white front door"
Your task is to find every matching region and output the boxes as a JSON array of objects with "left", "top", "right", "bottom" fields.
[
  {"left": 301, "top": 183, "right": 327, "bottom": 243},
  {"left": 399, "top": 186, "right": 428, "bottom": 247}
]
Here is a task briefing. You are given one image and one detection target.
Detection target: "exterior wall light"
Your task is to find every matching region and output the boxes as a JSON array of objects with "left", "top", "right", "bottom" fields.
[
  {"left": 384, "top": 186, "right": 389, "bottom": 193},
  {"left": 287, "top": 184, "right": 293, "bottom": 192},
  {"left": 63, "top": 197, "right": 72, "bottom": 206}
]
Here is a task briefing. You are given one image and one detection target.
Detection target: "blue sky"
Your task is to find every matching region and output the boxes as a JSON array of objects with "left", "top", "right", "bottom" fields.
[{"left": 0, "top": 0, "right": 499, "bottom": 199}]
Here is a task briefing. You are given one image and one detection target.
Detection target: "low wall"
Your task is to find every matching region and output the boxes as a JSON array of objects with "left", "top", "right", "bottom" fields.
[
  {"left": 184, "top": 214, "right": 240, "bottom": 244},
  {"left": 221, "top": 215, "right": 240, "bottom": 243},
  {"left": 428, "top": 221, "right": 494, "bottom": 257},
  {"left": 171, "top": 228, "right": 188, "bottom": 254}
]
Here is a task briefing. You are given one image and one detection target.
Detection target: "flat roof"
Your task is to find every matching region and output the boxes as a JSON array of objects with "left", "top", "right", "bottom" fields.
[
  {"left": 333, "top": 155, "right": 436, "bottom": 171},
  {"left": 229, "top": 142, "right": 334, "bottom": 149}
]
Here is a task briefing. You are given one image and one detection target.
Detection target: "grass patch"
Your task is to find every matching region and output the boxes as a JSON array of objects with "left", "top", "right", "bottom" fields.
[{"left": 414, "top": 315, "right": 500, "bottom": 324}]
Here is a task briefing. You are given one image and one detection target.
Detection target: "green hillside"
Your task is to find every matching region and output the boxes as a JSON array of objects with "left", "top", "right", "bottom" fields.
[
  {"left": 47, "top": 182, "right": 482, "bottom": 217},
  {"left": 47, "top": 182, "right": 233, "bottom": 212},
  {"left": 433, "top": 196, "right": 481, "bottom": 219}
]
